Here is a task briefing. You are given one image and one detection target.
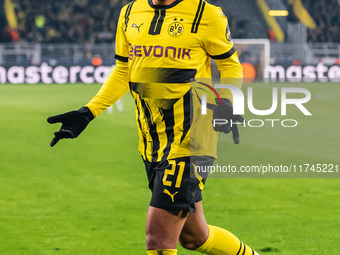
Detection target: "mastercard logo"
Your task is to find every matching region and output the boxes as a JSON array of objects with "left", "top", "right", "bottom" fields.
[{"left": 241, "top": 62, "right": 256, "bottom": 83}]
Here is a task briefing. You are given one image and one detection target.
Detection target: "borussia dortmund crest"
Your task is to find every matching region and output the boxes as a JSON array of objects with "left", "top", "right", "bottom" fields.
[{"left": 168, "top": 19, "right": 184, "bottom": 37}]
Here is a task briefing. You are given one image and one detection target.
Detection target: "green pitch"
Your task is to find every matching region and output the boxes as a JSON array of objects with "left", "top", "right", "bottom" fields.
[{"left": 0, "top": 83, "right": 339, "bottom": 255}]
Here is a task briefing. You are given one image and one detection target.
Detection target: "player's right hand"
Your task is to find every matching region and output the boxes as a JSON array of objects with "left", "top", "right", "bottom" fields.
[
  {"left": 47, "top": 107, "right": 94, "bottom": 147},
  {"left": 213, "top": 98, "right": 245, "bottom": 144}
]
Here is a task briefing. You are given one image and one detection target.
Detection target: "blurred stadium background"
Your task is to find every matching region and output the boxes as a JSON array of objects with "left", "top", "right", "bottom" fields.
[
  {"left": 0, "top": 0, "right": 339, "bottom": 254},
  {"left": 0, "top": 0, "right": 339, "bottom": 82}
]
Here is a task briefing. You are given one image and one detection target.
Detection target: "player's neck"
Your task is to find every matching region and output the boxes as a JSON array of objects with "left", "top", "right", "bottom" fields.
[{"left": 152, "top": 0, "right": 177, "bottom": 6}]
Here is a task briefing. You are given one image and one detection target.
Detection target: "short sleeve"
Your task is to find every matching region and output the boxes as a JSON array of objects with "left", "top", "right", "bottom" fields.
[
  {"left": 115, "top": 7, "right": 130, "bottom": 63},
  {"left": 201, "top": 7, "right": 236, "bottom": 59}
]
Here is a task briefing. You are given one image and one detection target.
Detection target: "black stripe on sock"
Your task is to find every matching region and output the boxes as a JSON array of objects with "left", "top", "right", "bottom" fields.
[
  {"left": 191, "top": 0, "right": 206, "bottom": 33},
  {"left": 242, "top": 243, "right": 246, "bottom": 255},
  {"left": 236, "top": 241, "right": 243, "bottom": 255}
]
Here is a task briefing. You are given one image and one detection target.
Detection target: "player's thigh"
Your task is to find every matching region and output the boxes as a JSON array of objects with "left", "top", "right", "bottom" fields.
[
  {"left": 179, "top": 201, "right": 209, "bottom": 250},
  {"left": 146, "top": 157, "right": 204, "bottom": 214},
  {"left": 144, "top": 157, "right": 210, "bottom": 249}
]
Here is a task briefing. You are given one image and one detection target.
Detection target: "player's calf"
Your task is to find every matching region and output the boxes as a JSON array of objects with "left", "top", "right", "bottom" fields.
[{"left": 179, "top": 231, "right": 208, "bottom": 250}]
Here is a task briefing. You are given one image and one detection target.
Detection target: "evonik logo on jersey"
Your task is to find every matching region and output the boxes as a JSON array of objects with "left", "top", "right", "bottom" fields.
[
  {"left": 198, "top": 83, "right": 312, "bottom": 128},
  {"left": 129, "top": 44, "right": 191, "bottom": 60}
]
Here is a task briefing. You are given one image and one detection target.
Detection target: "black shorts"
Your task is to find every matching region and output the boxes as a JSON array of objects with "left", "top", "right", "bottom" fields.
[{"left": 144, "top": 156, "right": 214, "bottom": 213}]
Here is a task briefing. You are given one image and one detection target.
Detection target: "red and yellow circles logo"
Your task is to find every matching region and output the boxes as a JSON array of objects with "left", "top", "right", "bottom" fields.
[
  {"left": 241, "top": 62, "right": 256, "bottom": 83},
  {"left": 168, "top": 22, "right": 184, "bottom": 37}
]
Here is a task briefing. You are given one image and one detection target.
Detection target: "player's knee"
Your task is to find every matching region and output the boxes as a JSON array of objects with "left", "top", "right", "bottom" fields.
[
  {"left": 145, "top": 233, "right": 157, "bottom": 249},
  {"left": 146, "top": 232, "right": 168, "bottom": 250},
  {"left": 179, "top": 232, "right": 206, "bottom": 250}
]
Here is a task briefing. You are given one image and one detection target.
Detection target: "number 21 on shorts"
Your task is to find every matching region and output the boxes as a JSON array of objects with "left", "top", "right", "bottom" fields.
[{"left": 162, "top": 160, "right": 185, "bottom": 188}]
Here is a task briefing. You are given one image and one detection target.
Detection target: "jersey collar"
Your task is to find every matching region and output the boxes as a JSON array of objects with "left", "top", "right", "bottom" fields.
[{"left": 148, "top": 0, "right": 183, "bottom": 9}]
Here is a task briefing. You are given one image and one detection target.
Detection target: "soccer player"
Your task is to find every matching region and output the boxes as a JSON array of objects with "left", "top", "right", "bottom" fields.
[{"left": 48, "top": 0, "right": 260, "bottom": 254}]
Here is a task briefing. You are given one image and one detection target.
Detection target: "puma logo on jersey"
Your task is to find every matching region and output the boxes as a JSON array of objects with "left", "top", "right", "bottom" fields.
[
  {"left": 163, "top": 189, "right": 178, "bottom": 202},
  {"left": 132, "top": 23, "right": 143, "bottom": 32}
]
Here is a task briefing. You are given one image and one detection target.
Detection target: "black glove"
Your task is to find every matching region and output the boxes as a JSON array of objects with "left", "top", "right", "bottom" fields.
[
  {"left": 47, "top": 107, "right": 94, "bottom": 147},
  {"left": 213, "top": 98, "right": 245, "bottom": 144}
]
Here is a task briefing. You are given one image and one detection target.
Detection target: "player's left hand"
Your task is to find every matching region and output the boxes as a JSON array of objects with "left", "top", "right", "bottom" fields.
[{"left": 213, "top": 98, "right": 245, "bottom": 144}]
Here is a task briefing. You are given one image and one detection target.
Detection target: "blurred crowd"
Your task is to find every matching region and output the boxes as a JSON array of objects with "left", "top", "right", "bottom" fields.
[
  {"left": 304, "top": 0, "right": 340, "bottom": 42},
  {"left": 9, "top": 0, "right": 340, "bottom": 43},
  {"left": 11, "top": 0, "right": 247, "bottom": 43},
  {"left": 14, "top": 0, "right": 129, "bottom": 43}
]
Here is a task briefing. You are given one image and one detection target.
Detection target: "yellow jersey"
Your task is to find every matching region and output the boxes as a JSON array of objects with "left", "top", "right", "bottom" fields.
[{"left": 87, "top": 0, "right": 243, "bottom": 162}]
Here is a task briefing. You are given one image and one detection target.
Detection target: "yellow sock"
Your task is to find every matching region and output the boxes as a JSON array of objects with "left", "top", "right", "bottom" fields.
[
  {"left": 195, "top": 225, "right": 259, "bottom": 255},
  {"left": 147, "top": 249, "right": 177, "bottom": 255}
]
